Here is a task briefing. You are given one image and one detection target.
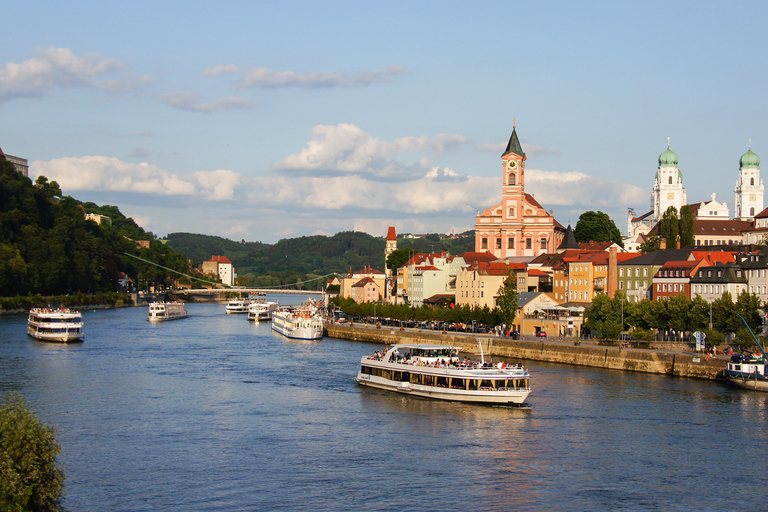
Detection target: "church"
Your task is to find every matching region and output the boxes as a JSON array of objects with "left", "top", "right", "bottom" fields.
[
  {"left": 474, "top": 125, "right": 565, "bottom": 258},
  {"left": 625, "top": 142, "right": 763, "bottom": 250}
]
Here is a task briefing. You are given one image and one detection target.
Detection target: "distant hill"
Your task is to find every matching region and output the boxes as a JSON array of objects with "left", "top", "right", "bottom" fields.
[{"left": 164, "top": 231, "right": 475, "bottom": 279}]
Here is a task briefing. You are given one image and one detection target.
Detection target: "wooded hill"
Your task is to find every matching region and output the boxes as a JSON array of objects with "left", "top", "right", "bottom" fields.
[
  {"left": 0, "top": 160, "right": 190, "bottom": 297},
  {"left": 164, "top": 231, "right": 475, "bottom": 285}
]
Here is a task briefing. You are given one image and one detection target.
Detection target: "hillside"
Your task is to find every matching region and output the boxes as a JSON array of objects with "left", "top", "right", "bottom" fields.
[
  {"left": 164, "top": 231, "right": 475, "bottom": 280},
  {"left": 0, "top": 160, "right": 192, "bottom": 296}
]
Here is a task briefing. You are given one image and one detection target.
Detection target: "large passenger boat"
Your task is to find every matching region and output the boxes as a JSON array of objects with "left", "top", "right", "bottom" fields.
[
  {"left": 355, "top": 344, "right": 530, "bottom": 405},
  {"left": 248, "top": 300, "right": 278, "bottom": 322},
  {"left": 271, "top": 308, "right": 323, "bottom": 340},
  {"left": 148, "top": 301, "right": 188, "bottom": 322},
  {"left": 225, "top": 299, "right": 251, "bottom": 314},
  {"left": 27, "top": 308, "right": 84, "bottom": 343}
]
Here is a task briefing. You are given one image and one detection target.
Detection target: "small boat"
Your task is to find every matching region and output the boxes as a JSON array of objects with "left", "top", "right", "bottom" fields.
[
  {"left": 225, "top": 299, "right": 251, "bottom": 314},
  {"left": 247, "top": 300, "right": 278, "bottom": 322},
  {"left": 148, "top": 301, "right": 188, "bottom": 322},
  {"left": 355, "top": 344, "right": 530, "bottom": 405},
  {"left": 271, "top": 307, "right": 323, "bottom": 340},
  {"left": 27, "top": 308, "right": 84, "bottom": 343},
  {"left": 724, "top": 354, "right": 768, "bottom": 391},
  {"left": 724, "top": 313, "right": 768, "bottom": 392}
]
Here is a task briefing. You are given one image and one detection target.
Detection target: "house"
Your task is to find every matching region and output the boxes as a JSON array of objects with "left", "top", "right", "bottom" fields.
[
  {"left": 202, "top": 255, "right": 235, "bottom": 286},
  {"left": 350, "top": 277, "right": 381, "bottom": 303}
]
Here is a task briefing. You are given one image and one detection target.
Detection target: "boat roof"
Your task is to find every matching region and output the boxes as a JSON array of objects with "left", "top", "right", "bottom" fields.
[{"left": 388, "top": 344, "right": 462, "bottom": 351}]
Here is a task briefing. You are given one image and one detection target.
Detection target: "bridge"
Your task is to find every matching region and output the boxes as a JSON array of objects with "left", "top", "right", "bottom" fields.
[{"left": 174, "top": 288, "right": 324, "bottom": 298}]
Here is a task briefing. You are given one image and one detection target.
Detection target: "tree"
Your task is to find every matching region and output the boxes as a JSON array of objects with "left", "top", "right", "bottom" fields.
[
  {"left": 385, "top": 248, "right": 414, "bottom": 273},
  {"left": 583, "top": 293, "right": 621, "bottom": 339},
  {"left": 495, "top": 271, "right": 518, "bottom": 332},
  {"left": 573, "top": 211, "right": 624, "bottom": 247},
  {"left": 0, "top": 393, "right": 64, "bottom": 512},
  {"left": 639, "top": 235, "right": 661, "bottom": 254},
  {"left": 679, "top": 205, "right": 695, "bottom": 247},
  {"left": 660, "top": 206, "right": 679, "bottom": 249}
]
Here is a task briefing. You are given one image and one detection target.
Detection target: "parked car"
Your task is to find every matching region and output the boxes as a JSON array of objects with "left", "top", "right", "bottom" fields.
[{"left": 535, "top": 331, "right": 547, "bottom": 337}]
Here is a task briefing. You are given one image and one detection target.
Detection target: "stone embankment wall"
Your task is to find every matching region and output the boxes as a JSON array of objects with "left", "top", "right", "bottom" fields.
[{"left": 326, "top": 324, "right": 724, "bottom": 381}]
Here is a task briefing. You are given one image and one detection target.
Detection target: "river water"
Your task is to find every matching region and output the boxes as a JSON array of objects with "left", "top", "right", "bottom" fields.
[{"left": 1, "top": 298, "right": 766, "bottom": 511}]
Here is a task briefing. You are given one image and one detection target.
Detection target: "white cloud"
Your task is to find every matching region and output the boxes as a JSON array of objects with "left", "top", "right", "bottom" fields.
[
  {"left": 233, "top": 65, "right": 409, "bottom": 89},
  {"left": 201, "top": 65, "right": 240, "bottom": 77},
  {"left": 273, "top": 123, "right": 471, "bottom": 178},
  {"left": 97, "top": 73, "right": 157, "bottom": 95},
  {"left": 32, "top": 156, "right": 244, "bottom": 201},
  {"left": 0, "top": 46, "right": 123, "bottom": 103},
  {"left": 159, "top": 91, "right": 256, "bottom": 112},
  {"left": 525, "top": 169, "right": 647, "bottom": 208}
]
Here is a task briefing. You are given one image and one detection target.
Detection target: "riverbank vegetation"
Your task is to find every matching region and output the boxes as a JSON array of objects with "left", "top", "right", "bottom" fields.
[{"left": 584, "top": 291, "right": 765, "bottom": 351}]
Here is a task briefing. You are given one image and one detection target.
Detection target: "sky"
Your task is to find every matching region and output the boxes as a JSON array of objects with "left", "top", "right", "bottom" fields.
[{"left": 2, "top": 1, "right": 768, "bottom": 244}]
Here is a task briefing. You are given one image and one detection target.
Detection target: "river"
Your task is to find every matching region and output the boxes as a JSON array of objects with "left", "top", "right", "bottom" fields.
[{"left": 1, "top": 298, "right": 766, "bottom": 511}]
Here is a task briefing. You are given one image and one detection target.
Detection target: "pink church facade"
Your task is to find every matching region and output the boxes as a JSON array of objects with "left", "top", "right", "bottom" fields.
[{"left": 474, "top": 126, "right": 565, "bottom": 258}]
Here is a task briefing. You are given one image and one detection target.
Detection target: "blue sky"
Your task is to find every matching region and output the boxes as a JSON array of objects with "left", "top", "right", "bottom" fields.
[{"left": 2, "top": 1, "right": 768, "bottom": 243}]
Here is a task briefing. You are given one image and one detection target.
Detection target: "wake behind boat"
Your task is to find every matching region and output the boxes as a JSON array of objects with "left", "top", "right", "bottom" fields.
[
  {"left": 148, "top": 301, "right": 188, "bottom": 322},
  {"left": 27, "top": 308, "right": 84, "bottom": 343},
  {"left": 271, "top": 307, "right": 323, "bottom": 340},
  {"left": 355, "top": 344, "right": 530, "bottom": 405}
]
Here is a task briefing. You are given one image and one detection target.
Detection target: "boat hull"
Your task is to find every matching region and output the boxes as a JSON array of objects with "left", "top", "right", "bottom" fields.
[
  {"left": 271, "top": 321, "right": 323, "bottom": 340},
  {"left": 27, "top": 328, "right": 84, "bottom": 343},
  {"left": 355, "top": 373, "right": 529, "bottom": 404},
  {"left": 724, "top": 370, "right": 768, "bottom": 392}
]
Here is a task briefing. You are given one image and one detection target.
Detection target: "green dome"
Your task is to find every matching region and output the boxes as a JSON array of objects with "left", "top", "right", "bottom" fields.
[
  {"left": 740, "top": 148, "right": 760, "bottom": 168},
  {"left": 659, "top": 146, "right": 679, "bottom": 166}
]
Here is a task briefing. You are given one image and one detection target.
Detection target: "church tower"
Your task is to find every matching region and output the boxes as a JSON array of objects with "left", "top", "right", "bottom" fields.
[
  {"left": 384, "top": 226, "right": 397, "bottom": 278},
  {"left": 734, "top": 144, "right": 763, "bottom": 220},
  {"left": 651, "top": 142, "right": 687, "bottom": 222}
]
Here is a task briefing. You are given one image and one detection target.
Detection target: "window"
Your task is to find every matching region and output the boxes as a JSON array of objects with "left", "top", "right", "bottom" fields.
[
  {"left": 751, "top": 207, "right": 755, "bottom": 216},
  {"left": 619, "top": 281, "right": 624, "bottom": 289},
  {"left": 508, "top": 238, "right": 515, "bottom": 249},
  {"left": 509, "top": 206, "right": 515, "bottom": 217},
  {"left": 540, "top": 238, "right": 547, "bottom": 250},
  {"left": 496, "top": 238, "right": 502, "bottom": 250},
  {"left": 526, "top": 238, "right": 532, "bottom": 249},
  {"left": 620, "top": 268, "right": 624, "bottom": 277},
  {"left": 509, "top": 173, "right": 516, "bottom": 185},
  {"left": 668, "top": 176, "right": 673, "bottom": 184},
  {"left": 482, "top": 237, "right": 488, "bottom": 249},
  {"left": 751, "top": 177, "right": 755, "bottom": 186}
]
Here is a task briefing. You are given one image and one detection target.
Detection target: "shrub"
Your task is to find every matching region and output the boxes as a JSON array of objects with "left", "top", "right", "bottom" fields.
[{"left": 0, "top": 393, "right": 64, "bottom": 512}]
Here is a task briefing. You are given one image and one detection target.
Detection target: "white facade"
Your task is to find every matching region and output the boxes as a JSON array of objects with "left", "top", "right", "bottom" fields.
[
  {"left": 218, "top": 262, "right": 235, "bottom": 286},
  {"left": 651, "top": 146, "right": 687, "bottom": 222},
  {"left": 694, "top": 193, "right": 729, "bottom": 220},
  {"left": 734, "top": 148, "right": 764, "bottom": 220}
]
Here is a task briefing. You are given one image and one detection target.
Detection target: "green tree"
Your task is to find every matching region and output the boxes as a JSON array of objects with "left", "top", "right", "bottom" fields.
[
  {"left": 385, "top": 248, "right": 415, "bottom": 273},
  {"left": 495, "top": 271, "right": 518, "bottom": 331},
  {"left": 573, "top": 211, "right": 624, "bottom": 247},
  {"left": 583, "top": 293, "right": 621, "bottom": 339},
  {"left": 660, "top": 206, "right": 679, "bottom": 249},
  {"left": 679, "top": 205, "right": 695, "bottom": 247},
  {"left": 0, "top": 393, "right": 64, "bottom": 512},
  {"left": 639, "top": 235, "right": 661, "bottom": 254}
]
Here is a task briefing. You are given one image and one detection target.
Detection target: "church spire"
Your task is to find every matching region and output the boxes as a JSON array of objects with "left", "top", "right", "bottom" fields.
[{"left": 502, "top": 124, "right": 525, "bottom": 158}]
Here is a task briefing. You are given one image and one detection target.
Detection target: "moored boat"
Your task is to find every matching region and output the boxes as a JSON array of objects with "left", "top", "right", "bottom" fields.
[
  {"left": 355, "top": 344, "right": 530, "bottom": 405},
  {"left": 225, "top": 299, "right": 251, "bottom": 314},
  {"left": 271, "top": 308, "right": 323, "bottom": 340},
  {"left": 148, "top": 301, "right": 188, "bottom": 322},
  {"left": 248, "top": 300, "right": 278, "bottom": 322},
  {"left": 27, "top": 308, "right": 84, "bottom": 343},
  {"left": 724, "top": 354, "right": 768, "bottom": 391}
]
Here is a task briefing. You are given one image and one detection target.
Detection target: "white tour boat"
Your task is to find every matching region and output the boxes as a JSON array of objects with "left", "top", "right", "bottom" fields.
[
  {"left": 225, "top": 299, "right": 251, "bottom": 314},
  {"left": 27, "top": 308, "right": 84, "bottom": 343},
  {"left": 271, "top": 308, "right": 323, "bottom": 340},
  {"left": 355, "top": 344, "right": 531, "bottom": 405},
  {"left": 148, "top": 301, "right": 188, "bottom": 322},
  {"left": 248, "top": 300, "right": 279, "bottom": 322}
]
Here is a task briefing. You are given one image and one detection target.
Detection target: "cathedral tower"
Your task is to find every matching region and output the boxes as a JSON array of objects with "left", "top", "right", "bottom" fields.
[
  {"left": 734, "top": 144, "right": 763, "bottom": 220},
  {"left": 651, "top": 142, "right": 687, "bottom": 222}
]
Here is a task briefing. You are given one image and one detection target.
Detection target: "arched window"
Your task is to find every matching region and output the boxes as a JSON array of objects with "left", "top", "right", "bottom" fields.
[
  {"left": 668, "top": 176, "right": 672, "bottom": 184},
  {"left": 750, "top": 207, "right": 755, "bottom": 216},
  {"left": 509, "top": 173, "right": 516, "bottom": 185},
  {"left": 751, "top": 177, "right": 755, "bottom": 186}
]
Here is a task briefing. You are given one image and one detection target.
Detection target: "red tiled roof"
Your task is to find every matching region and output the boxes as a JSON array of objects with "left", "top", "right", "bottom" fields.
[
  {"left": 386, "top": 226, "right": 397, "bottom": 241},
  {"left": 209, "top": 255, "right": 232, "bottom": 264},
  {"left": 690, "top": 251, "right": 736, "bottom": 264}
]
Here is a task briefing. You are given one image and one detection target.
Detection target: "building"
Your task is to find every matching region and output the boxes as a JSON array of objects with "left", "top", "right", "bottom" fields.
[
  {"left": 565, "top": 252, "right": 610, "bottom": 304},
  {"left": 384, "top": 226, "right": 397, "bottom": 278},
  {"left": 734, "top": 146, "right": 764, "bottom": 220},
  {"left": 690, "top": 263, "right": 747, "bottom": 303},
  {"left": 202, "top": 255, "right": 235, "bottom": 286},
  {"left": 85, "top": 213, "right": 112, "bottom": 226},
  {"left": 652, "top": 260, "right": 708, "bottom": 300},
  {"left": 652, "top": 143, "right": 688, "bottom": 222},
  {"left": 350, "top": 277, "right": 381, "bottom": 303},
  {"left": 340, "top": 266, "right": 386, "bottom": 302},
  {"left": 617, "top": 249, "right": 692, "bottom": 302},
  {"left": 455, "top": 260, "right": 524, "bottom": 310},
  {"left": 474, "top": 125, "right": 565, "bottom": 258},
  {"left": 0, "top": 147, "right": 29, "bottom": 177}
]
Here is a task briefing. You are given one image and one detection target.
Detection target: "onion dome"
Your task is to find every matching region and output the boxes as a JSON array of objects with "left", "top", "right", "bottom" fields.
[
  {"left": 740, "top": 148, "right": 760, "bottom": 168},
  {"left": 658, "top": 146, "right": 679, "bottom": 167}
]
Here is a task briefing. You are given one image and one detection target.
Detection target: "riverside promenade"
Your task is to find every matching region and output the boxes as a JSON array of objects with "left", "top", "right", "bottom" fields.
[{"left": 326, "top": 323, "right": 727, "bottom": 381}]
